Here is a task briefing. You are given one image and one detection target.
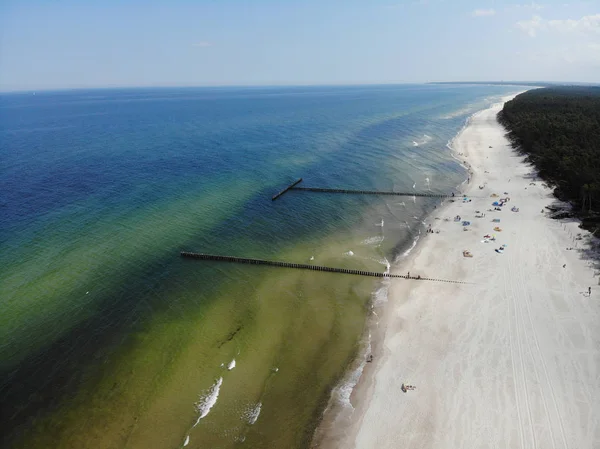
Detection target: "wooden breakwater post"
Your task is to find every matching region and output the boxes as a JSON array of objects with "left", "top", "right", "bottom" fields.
[
  {"left": 272, "top": 178, "right": 303, "bottom": 201},
  {"left": 180, "top": 252, "right": 472, "bottom": 284}
]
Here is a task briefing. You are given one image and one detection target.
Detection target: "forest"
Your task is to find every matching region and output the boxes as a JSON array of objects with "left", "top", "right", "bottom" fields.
[{"left": 498, "top": 86, "right": 600, "bottom": 233}]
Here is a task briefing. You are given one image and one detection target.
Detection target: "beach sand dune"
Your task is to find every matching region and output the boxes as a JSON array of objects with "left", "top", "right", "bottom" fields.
[{"left": 330, "top": 98, "right": 600, "bottom": 449}]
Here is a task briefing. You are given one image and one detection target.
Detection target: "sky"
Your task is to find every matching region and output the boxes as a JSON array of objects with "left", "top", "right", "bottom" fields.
[{"left": 0, "top": 0, "right": 599, "bottom": 91}]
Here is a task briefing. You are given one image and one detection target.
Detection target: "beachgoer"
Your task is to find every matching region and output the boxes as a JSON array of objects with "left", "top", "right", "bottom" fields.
[
  {"left": 589, "top": 287, "right": 592, "bottom": 296},
  {"left": 563, "top": 264, "right": 566, "bottom": 268},
  {"left": 407, "top": 271, "right": 410, "bottom": 278}
]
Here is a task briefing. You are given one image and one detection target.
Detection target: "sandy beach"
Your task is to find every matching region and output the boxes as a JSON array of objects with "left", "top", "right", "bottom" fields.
[{"left": 323, "top": 96, "right": 600, "bottom": 449}]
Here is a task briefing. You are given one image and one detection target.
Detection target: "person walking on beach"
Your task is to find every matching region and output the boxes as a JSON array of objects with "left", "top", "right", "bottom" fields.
[{"left": 589, "top": 287, "right": 592, "bottom": 296}]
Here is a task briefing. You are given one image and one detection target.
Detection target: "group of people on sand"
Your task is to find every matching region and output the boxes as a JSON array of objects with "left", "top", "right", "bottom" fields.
[
  {"left": 401, "top": 383, "right": 416, "bottom": 393},
  {"left": 426, "top": 224, "right": 439, "bottom": 234}
]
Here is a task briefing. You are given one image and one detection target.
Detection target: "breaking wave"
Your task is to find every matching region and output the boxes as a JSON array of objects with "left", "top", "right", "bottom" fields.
[
  {"left": 412, "top": 134, "right": 433, "bottom": 146},
  {"left": 242, "top": 403, "right": 262, "bottom": 425},
  {"left": 193, "top": 377, "right": 223, "bottom": 427}
]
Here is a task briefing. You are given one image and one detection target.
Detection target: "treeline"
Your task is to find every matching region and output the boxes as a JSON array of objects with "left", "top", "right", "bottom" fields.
[{"left": 498, "top": 86, "right": 600, "bottom": 232}]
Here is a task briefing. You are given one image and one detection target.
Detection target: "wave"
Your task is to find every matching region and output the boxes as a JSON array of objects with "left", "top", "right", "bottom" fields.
[
  {"left": 193, "top": 377, "right": 223, "bottom": 427},
  {"left": 242, "top": 402, "right": 262, "bottom": 425},
  {"left": 331, "top": 333, "right": 372, "bottom": 412},
  {"left": 372, "top": 256, "right": 390, "bottom": 307},
  {"left": 446, "top": 109, "right": 480, "bottom": 168},
  {"left": 411, "top": 134, "right": 433, "bottom": 146},
  {"left": 439, "top": 106, "right": 474, "bottom": 119},
  {"left": 361, "top": 236, "right": 384, "bottom": 246},
  {"left": 401, "top": 230, "right": 421, "bottom": 258}
]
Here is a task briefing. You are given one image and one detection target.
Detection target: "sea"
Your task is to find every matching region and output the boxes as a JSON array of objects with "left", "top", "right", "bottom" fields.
[{"left": 0, "top": 84, "right": 522, "bottom": 449}]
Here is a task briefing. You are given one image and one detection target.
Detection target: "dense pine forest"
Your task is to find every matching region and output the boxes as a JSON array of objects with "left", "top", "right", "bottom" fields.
[{"left": 498, "top": 86, "right": 600, "bottom": 233}]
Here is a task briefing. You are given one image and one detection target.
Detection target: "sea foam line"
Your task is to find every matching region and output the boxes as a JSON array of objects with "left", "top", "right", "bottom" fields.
[
  {"left": 361, "top": 236, "right": 384, "bottom": 246},
  {"left": 402, "top": 231, "right": 421, "bottom": 257},
  {"left": 242, "top": 402, "right": 262, "bottom": 425},
  {"left": 412, "top": 134, "right": 432, "bottom": 146},
  {"left": 331, "top": 332, "right": 372, "bottom": 413},
  {"left": 193, "top": 377, "right": 223, "bottom": 427}
]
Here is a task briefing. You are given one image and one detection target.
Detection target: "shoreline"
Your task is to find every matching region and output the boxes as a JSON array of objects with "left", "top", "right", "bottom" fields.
[
  {"left": 312, "top": 97, "right": 510, "bottom": 448},
  {"left": 316, "top": 92, "right": 600, "bottom": 448}
]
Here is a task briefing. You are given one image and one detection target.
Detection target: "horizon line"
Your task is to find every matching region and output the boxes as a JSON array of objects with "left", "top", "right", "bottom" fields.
[{"left": 1, "top": 80, "right": 596, "bottom": 94}]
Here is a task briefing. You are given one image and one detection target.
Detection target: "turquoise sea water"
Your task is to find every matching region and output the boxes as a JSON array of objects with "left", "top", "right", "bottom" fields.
[{"left": 0, "top": 85, "right": 521, "bottom": 448}]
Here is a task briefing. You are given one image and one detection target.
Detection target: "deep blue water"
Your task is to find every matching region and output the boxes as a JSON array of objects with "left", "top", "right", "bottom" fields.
[{"left": 1, "top": 85, "right": 517, "bottom": 241}]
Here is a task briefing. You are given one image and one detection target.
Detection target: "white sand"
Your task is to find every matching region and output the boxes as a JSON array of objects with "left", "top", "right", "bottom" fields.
[{"left": 331, "top": 97, "right": 600, "bottom": 449}]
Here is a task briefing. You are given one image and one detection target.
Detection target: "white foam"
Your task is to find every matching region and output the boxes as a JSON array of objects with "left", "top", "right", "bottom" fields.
[
  {"left": 334, "top": 334, "right": 372, "bottom": 410},
  {"left": 242, "top": 403, "right": 262, "bottom": 425},
  {"left": 193, "top": 377, "right": 223, "bottom": 427},
  {"left": 373, "top": 259, "right": 391, "bottom": 306},
  {"left": 447, "top": 110, "right": 479, "bottom": 158},
  {"left": 361, "top": 236, "right": 384, "bottom": 245},
  {"left": 183, "top": 435, "right": 190, "bottom": 446},
  {"left": 227, "top": 359, "right": 236, "bottom": 371},
  {"left": 402, "top": 232, "right": 421, "bottom": 257},
  {"left": 412, "top": 134, "right": 433, "bottom": 146},
  {"left": 440, "top": 106, "right": 474, "bottom": 119},
  {"left": 344, "top": 250, "right": 354, "bottom": 256},
  {"left": 373, "top": 282, "right": 389, "bottom": 307},
  {"left": 366, "top": 256, "right": 390, "bottom": 268}
]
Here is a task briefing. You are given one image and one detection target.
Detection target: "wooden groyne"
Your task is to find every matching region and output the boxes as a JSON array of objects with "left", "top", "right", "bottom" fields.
[
  {"left": 290, "top": 187, "right": 452, "bottom": 198},
  {"left": 272, "top": 178, "right": 304, "bottom": 201},
  {"left": 271, "top": 179, "right": 456, "bottom": 200},
  {"left": 180, "top": 252, "right": 471, "bottom": 284}
]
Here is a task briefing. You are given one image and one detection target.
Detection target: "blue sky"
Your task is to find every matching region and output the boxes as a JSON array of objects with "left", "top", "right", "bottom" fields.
[{"left": 0, "top": 0, "right": 598, "bottom": 91}]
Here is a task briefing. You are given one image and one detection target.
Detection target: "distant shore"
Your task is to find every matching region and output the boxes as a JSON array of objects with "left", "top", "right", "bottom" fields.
[{"left": 316, "top": 94, "right": 600, "bottom": 448}]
